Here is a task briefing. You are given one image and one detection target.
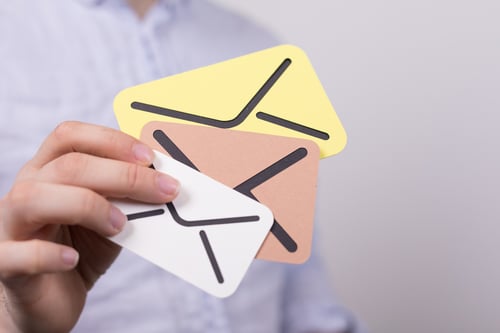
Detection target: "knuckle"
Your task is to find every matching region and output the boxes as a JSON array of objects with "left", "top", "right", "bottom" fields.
[
  {"left": 100, "top": 128, "right": 134, "bottom": 160},
  {"left": 125, "top": 163, "right": 141, "bottom": 191},
  {"left": 52, "top": 121, "right": 79, "bottom": 141},
  {"left": 29, "top": 239, "right": 44, "bottom": 274},
  {"left": 2, "top": 182, "right": 38, "bottom": 238},
  {"left": 102, "top": 127, "right": 122, "bottom": 148},
  {"left": 7, "top": 181, "right": 37, "bottom": 208},
  {"left": 50, "top": 152, "right": 87, "bottom": 182},
  {"left": 77, "top": 189, "right": 100, "bottom": 223}
]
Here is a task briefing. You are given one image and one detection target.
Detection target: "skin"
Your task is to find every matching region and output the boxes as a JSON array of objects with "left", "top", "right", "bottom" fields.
[
  {"left": 0, "top": 121, "right": 179, "bottom": 333},
  {"left": 0, "top": 3, "right": 340, "bottom": 333},
  {"left": 127, "top": 0, "right": 157, "bottom": 19},
  {"left": 0, "top": 4, "right": 162, "bottom": 332}
]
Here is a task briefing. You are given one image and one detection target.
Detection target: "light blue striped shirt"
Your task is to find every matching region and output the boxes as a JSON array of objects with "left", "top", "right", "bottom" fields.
[{"left": 0, "top": 1, "right": 361, "bottom": 332}]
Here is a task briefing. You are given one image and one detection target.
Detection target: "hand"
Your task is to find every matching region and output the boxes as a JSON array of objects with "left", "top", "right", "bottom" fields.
[{"left": 0, "top": 121, "right": 179, "bottom": 333}]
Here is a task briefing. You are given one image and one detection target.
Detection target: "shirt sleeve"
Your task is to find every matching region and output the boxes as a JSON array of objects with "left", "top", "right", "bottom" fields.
[{"left": 281, "top": 231, "right": 366, "bottom": 333}]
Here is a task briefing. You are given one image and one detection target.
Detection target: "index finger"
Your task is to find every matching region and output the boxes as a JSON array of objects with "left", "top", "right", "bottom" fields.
[{"left": 30, "top": 121, "right": 154, "bottom": 168}]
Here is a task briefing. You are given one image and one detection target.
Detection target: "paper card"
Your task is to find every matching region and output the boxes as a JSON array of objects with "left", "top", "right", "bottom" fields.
[
  {"left": 141, "top": 122, "right": 320, "bottom": 264},
  {"left": 110, "top": 150, "right": 274, "bottom": 298},
  {"left": 114, "top": 44, "right": 346, "bottom": 159}
]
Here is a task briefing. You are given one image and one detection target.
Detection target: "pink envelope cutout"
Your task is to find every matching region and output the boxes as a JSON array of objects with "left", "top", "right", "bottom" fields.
[{"left": 140, "top": 121, "right": 320, "bottom": 264}]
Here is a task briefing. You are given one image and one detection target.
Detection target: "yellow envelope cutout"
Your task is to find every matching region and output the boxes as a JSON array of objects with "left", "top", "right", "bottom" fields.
[{"left": 114, "top": 45, "right": 346, "bottom": 158}]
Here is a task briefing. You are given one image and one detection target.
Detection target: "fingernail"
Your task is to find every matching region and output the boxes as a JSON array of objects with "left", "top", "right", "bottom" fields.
[
  {"left": 157, "top": 174, "right": 180, "bottom": 197},
  {"left": 61, "top": 248, "right": 79, "bottom": 267},
  {"left": 132, "top": 143, "right": 154, "bottom": 164},
  {"left": 109, "top": 205, "right": 127, "bottom": 231}
]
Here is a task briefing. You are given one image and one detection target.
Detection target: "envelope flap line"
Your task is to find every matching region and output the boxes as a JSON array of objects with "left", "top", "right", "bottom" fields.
[
  {"left": 232, "top": 147, "right": 308, "bottom": 254},
  {"left": 234, "top": 147, "right": 308, "bottom": 194},
  {"left": 153, "top": 129, "right": 198, "bottom": 170},
  {"left": 256, "top": 111, "right": 330, "bottom": 140},
  {"left": 166, "top": 202, "right": 260, "bottom": 227},
  {"left": 150, "top": 128, "right": 301, "bottom": 254},
  {"left": 130, "top": 58, "right": 291, "bottom": 129}
]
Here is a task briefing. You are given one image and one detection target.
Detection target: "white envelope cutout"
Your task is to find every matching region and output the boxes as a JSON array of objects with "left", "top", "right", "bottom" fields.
[{"left": 110, "top": 150, "right": 274, "bottom": 298}]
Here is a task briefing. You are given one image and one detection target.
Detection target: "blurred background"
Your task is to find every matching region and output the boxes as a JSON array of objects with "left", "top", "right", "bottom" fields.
[{"left": 212, "top": 1, "right": 500, "bottom": 332}]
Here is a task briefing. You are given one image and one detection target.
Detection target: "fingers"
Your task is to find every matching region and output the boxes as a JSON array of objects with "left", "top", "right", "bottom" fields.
[
  {"left": 1, "top": 182, "right": 127, "bottom": 240},
  {"left": 29, "top": 121, "right": 155, "bottom": 169},
  {"left": 38, "top": 153, "right": 179, "bottom": 203},
  {"left": 0, "top": 240, "right": 78, "bottom": 280},
  {"left": 24, "top": 121, "right": 180, "bottom": 203}
]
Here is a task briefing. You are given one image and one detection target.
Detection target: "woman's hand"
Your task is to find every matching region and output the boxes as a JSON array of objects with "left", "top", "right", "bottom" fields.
[{"left": 0, "top": 121, "right": 179, "bottom": 333}]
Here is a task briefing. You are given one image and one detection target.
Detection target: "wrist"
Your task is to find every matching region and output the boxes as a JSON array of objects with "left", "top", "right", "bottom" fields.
[{"left": 0, "top": 284, "right": 22, "bottom": 333}]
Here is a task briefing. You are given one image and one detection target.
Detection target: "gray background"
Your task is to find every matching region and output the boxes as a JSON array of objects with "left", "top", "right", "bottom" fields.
[{"left": 212, "top": 1, "right": 500, "bottom": 332}]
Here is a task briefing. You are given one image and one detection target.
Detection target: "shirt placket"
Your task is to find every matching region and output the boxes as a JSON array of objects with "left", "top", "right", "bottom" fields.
[
  {"left": 134, "top": 3, "right": 173, "bottom": 82},
  {"left": 129, "top": 4, "right": 232, "bottom": 333}
]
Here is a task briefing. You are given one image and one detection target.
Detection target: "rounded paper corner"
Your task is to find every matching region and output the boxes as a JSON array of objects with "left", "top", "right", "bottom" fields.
[
  {"left": 261, "top": 205, "right": 275, "bottom": 230},
  {"left": 334, "top": 132, "right": 348, "bottom": 155},
  {"left": 322, "top": 126, "right": 348, "bottom": 159},
  {"left": 307, "top": 140, "right": 322, "bottom": 159},
  {"left": 212, "top": 286, "right": 238, "bottom": 299},
  {"left": 285, "top": 241, "right": 313, "bottom": 265},
  {"left": 113, "top": 88, "right": 133, "bottom": 110},
  {"left": 112, "top": 91, "right": 135, "bottom": 125},
  {"left": 293, "top": 249, "right": 312, "bottom": 265}
]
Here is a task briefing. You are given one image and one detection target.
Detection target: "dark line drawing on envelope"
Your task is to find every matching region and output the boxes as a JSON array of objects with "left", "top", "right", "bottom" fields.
[
  {"left": 232, "top": 147, "right": 307, "bottom": 253},
  {"left": 125, "top": 136, "right": 260, "bottom": 284},
  {"left": 127, "top": 209, "right": 165, "bottom": 221},
  {"left": 199, "top": 230, "right": 224, "bottom": 283},
  {"left": 166, "top": 203, "right": 259, "bottom": 226},
  {"left": 255, "top": 112, "right": 329, "bottom": 140},
  {"left": 153, "top": 129, "right": 308, "bottom": 253},
  {"left": 130, "top": 58, "right": 330, "bottom": 140}
]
